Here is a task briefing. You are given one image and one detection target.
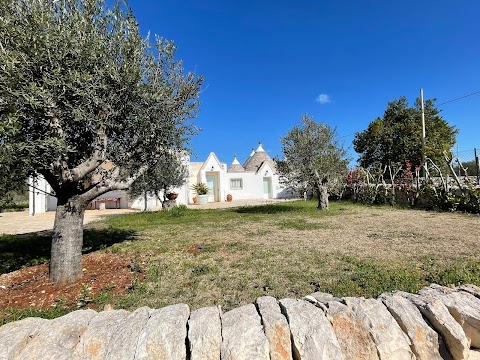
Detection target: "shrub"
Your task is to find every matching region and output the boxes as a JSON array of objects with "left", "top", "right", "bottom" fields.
[{"left": 191, "top": 183, "right": 209, "bottom": 195}]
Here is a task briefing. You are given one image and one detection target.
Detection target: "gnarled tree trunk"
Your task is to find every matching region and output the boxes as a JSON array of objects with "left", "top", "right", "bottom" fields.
[
  {"left": 315, "top": 176, "right": 329, "bottom": 210},
  {"left": 50, "top": 198, "right": 86, "bottom": 284},
  {"left": 317, "top": 184, "right": 329, "bottom": 210}
]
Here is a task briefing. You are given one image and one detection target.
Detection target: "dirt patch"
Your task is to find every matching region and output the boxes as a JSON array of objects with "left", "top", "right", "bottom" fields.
[
  {"left": 186, "top": 244, "right": 208, "bottom": 255},
  {"left": 0, "top": 252, "right": 145, "bottom": 313}
]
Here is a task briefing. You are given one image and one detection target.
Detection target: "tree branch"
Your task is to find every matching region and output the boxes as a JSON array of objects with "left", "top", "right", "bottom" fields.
[
  {"left": 78, "top": 164, "right": 147, "bottom": 203},
  {"left": 425, "top": 158, "right": 447, "bottom": 192},
  {"left": 444, "top": 151, "right": 463, "bottom": 190},
  {"left": 37, "top": 169, "right": 60, "bottom": 195},
  {"left": 69, "top": 150, "right": 104, "bottom": 182}
]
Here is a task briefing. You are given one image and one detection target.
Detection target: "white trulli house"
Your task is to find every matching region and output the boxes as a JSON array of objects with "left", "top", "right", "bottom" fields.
[
  {"left": 185, "top": 142, "right": 293, "bottom": 204},
  {"left": 29, "top": 142, "right": 294, "bottom": 213}
]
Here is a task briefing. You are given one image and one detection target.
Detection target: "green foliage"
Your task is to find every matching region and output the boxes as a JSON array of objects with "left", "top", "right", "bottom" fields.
[
  {"left": 347, "top": 185, "right": 396, "bottom": 206},
  {"left": 0, "top": 0, "right": 202, "bottom": 282},
  {"left": 0, "top": 0, "right": 202, "bottom": 203},
  {"left": 0, "top": 194, "right": 28, "bottom": 212},
  {"left": 319, "top": 255, "right": 480, "bottom": 298},
  {"left": 459, "top": 160, "right": 479, "bottom": 176},
  {"left": 1, "top": 306, "right": 71, "bottom": 327},
  {"left": 128, "top": 153, "right": 188, "bottom": 201},
  {"left": 191, "top": 182, "right": 209, "bottom": 195},
  {"left": 0, "top": 155, "right": 29, "bottom": 210},
  {"left": 0, "top": 202, "right": 28, "bottom": 211},
  {"left": 353, "top": 97, "right": 457, "bottom": 171},
  {"left": 276, "top": 115, "right": 349, "bottom": 203},
  {"left": 345, "top": 176, "right": 480, "bottom": 214},
  {"left": 3, "top": 201, "right": 480, "bottom": 322},
  {"left": 435, "top": 186, "right": 480, "bottom": 214}
]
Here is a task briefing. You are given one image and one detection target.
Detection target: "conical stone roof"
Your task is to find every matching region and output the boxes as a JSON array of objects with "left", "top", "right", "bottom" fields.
[
  {"left": 243, "top": 142, "right": 276, "bottom": 173},
  {"left": 228, "top": 155, "right": 245, "bottom": 173},
  {"left": 242, "top": 148, "right": 256, "bottom": 168}
]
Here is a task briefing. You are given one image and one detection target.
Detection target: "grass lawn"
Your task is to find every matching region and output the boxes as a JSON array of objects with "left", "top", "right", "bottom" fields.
[{"left": 1, "top": 200, "right": 480, "bottom": 321}]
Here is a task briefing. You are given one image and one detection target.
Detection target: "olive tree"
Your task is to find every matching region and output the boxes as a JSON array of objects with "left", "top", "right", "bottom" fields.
[
  {"left": 0, "top": 0, "right": 202, "bottom": 284},
  {"left": 276, "top": 115, "right": 349, "bottom": 210},
  {"left": 128, "top": 152, "right": 188, "bottom": 209}
]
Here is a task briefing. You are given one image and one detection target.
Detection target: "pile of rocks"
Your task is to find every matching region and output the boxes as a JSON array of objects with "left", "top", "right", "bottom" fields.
[{"left": 1, "top": 283, "right": 480, "bottom": 359}]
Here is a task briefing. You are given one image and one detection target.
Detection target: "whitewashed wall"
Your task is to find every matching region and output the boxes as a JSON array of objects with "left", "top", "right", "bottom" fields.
[
  {"left": 187, "top": 162, "right": 203, "bottom": 204},
  {"left": 129, "top": 192, "right": 158, "bottom": 211},
  {"left": 225, "top": 172, "right": 264, "bottom": 200},
  {"left": 223, "top": 162, "right": 293, "bottom": 201},
  {"left": 29, "top": 153, "right": 296, "bottom": 213},
  {"left": 29, "top": 177, "right": 47, "bottom": 215}
]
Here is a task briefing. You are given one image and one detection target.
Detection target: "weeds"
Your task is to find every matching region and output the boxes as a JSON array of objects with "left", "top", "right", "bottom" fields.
[{"left": 2, "top": 200, "right": 480, "bottom": 321}]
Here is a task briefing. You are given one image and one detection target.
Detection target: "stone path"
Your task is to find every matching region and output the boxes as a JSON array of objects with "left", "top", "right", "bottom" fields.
[
  {"left": 1, "top": 284, "right": 480, "bottom": 359},
  {"left": 0, "top": 209, "right": 137, "bottom": 235},
  {"left": 0, "top": 199, "right": 295, "bottom": 235}
]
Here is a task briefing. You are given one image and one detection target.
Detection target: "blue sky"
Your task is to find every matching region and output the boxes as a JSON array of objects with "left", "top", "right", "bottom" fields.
[{"left": 130, "top": 1, "right": 480, "bottom": 165}]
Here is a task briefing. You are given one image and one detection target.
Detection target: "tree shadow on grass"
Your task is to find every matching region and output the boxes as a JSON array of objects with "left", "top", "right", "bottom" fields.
[
  {"left": 0, "top": 227, "right": 137, "bottom": 275},
  {"left": 234, "top": 204, "right": 298, "bottom": 214}
]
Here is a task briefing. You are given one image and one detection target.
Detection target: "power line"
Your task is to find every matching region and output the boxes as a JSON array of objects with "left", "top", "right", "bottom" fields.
[
  {"left": 338, "top": 132, "right": 356, "bottom": 139},
  {"left": 337, "top": 90, "right": 480, "bottom": 140},
  {"left": 438, "top": 91, "right": 480, "bottom": 106}
]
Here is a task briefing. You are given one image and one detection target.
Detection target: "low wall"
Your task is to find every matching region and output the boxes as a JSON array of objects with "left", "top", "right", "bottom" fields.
[{"left": 1, "top": 284, "right": 480, "bottom": 359}]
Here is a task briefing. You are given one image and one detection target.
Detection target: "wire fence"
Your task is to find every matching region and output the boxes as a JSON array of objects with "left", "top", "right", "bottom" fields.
[{"left": 452, "top": 147, "right": 480, "bottom": 180}]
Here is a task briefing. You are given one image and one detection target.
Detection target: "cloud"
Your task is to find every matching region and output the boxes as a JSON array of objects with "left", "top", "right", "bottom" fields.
[{"left": 316, "top": 93, "right": 332, "bottom": 104}]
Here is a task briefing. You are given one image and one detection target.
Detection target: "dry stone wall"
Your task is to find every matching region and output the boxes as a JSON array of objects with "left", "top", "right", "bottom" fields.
[{"left": 1, "top": 284, "right": 480, "bottom": 359}]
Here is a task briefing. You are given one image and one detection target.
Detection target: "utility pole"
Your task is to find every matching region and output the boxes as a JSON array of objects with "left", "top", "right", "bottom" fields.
[
  {"left": 420, "top": 89, "right": 426, "bottom": 178},
  {"left": 475, "top": 147, "right": 479, "bottom": 184}
]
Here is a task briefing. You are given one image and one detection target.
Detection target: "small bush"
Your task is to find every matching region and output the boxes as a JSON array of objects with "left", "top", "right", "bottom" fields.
[{"left": 344, "top": 180, "right": 480, "bottom": 214}]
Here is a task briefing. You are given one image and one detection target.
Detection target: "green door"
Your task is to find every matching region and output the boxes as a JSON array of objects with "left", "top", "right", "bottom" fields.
[
  {"left": 263, "top": 177, "right": 271, "bottom": 198},
  {"left": 206, "top": 175, "right": 215, "bottom": 202}
]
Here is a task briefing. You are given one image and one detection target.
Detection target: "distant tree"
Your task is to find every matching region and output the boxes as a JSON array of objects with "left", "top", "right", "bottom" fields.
[
  {"left": 0, "top": 172, "right": 26, "bottom": 211},
  {"left": 276, "top": 115, "right": 349, "bottom": 210},
  {"left": 0, "top": 0, "right": 202, "bottom": 284},
  {"left": 0, "top": 124, "right": 29, "bottom": 210},
  {"left": 353, "top": 97, "right": 457, "bottom": 171},
  {"left": 128, "top": 153, "right": 188, "bottom": 210},
  {"left": 458, "top": 159, "right": 479, "bottom": 177}
]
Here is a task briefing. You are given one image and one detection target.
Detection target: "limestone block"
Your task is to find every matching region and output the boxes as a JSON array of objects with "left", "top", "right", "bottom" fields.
[
  {"left": 380, "top": 294, "right": 443, "bottom": 360},
  {"left": 419, "top": 284, "right": 480, "bottom": 348},
  {"left": 221, "top": 304, "right": 269, "bottom": 360},
  {"left": 324, "top": 301, "right": 379, "bottom": 360},
  {"left": 72, "top": 309, "right": 130, "bottom": 359},
  {"left": 419, "top": 284, "right": 456, "bottom": 295},
  {"left": 302, "top": 295, "right": 327, "bottom": 311},
  {"left": 469, "top": 349, "right": 480, "bottom": 360},
  {"left": 0, "top": 317, "right": 49, "bottom": 360},
  {"left": 458, "top": 284, "right": 480, "bottom": 299},
  {"left": 134, "top": 304, "right": 190, "bottom": 360},
  {"left": 16, "top": 309, "right": 97, "bottom": 360},
  {"left": 397, "top": 291, "right": 470, "bottom": 360},
  {"left": 187, "top": 306, "right": 222, "bottom": 360},
  {"left": 344, "top": 297, "right": 414, "bottom": 360},
  {"left": 306, "top": 292, "right": 340, "bottom": 303},
  {"left": 419, "top": 285, "right": 480, "bottom": 348},
  {"left": 256, "top": 296, "right": 292, "bottom": 360},
  {"left": 279, "top": 298, "right": 343, "bottom": 360},
  {"left": 106, "top": 307, "right": 150, "bottom": 360}
]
